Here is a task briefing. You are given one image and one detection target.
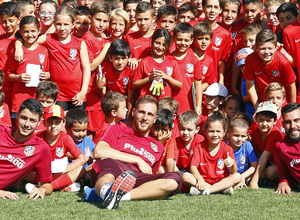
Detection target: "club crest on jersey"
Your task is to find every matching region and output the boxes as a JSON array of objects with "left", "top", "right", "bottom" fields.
[
  {"left": 84, "top": 147, "right": 92, "bottom": 157},
  {"left": 215, "top": 37, "right": 222, "bottom": 46},
  {"left": 272, "top": 70, "right": 280, "bottom": 77},
  {"left": 166, "top": 67, "right": 173, "bottom": 76},
  {"left": 203, "top": 66, "right": 208, "bottom": 75},
  {"left": 217, "top": 159, "right": 224, "bottom": 169},
  {"left": 151, "top": 142, "right": 158, "bottom": 152},
  {"left": 186, "top": 64, "right": 194, "bottom": 73},
  {"left": 190, "top": 149, "right": 193, "bottom": 157},
  {"left": 56, "top": 147, "right": 64, "bottom": 158},
  {"left": 239, "top": 154, "right": 246, "bottom": 165},
  {"left": 123, "top": 77, "right": 129, "bottom": 85},
  {"left": 70, "top": 49, "right": 77, "bottom": 58},
  {"left": 231, "top": 32, "right": 237, "bottom": 40},
  {"left": 39, "top": 54, "right": 45, "bottom": 64},
  {"left": 24, "top": 146, "right": 35, "bottom": 156}
]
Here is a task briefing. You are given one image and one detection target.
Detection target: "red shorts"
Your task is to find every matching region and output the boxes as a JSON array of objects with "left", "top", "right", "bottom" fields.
[{"left": 91, "top": 158, "right": 182, "bottom": 195}]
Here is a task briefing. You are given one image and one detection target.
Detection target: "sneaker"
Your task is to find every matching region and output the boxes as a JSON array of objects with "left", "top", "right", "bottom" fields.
[
  {"left": 222, "top": 187, "right": 233, "bottom": 195},
  {"left": 102, "top": 170, "right": 136, "bottom": 210},
  {"left": 25, "top": 183, "right": 37, "bottom": 193},
  {"left": 61, "top": 182, "right": 81, "bottom": 192},
  {"left": 82, "top": 186, "right": 103, "bottom": 202},
  {"left": 190, "top": 186, "right": 204, "bottom": 196}
]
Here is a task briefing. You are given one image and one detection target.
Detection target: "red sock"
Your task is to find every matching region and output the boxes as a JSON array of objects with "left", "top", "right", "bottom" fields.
[{"left": 52, "top": 174, "right": 72, "bottom": 190}]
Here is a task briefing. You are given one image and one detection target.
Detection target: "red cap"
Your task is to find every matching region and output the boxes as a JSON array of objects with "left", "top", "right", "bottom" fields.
[{"left": 43, "top": 104, "right": 64, "bottom": 121}]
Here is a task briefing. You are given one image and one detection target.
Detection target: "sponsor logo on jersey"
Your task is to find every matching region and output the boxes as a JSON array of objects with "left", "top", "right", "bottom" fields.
[
  {"left": 272, "top": 70, "right": 280, "bottom": 77},
  {"left": 215, "top": 37, "right": 222, "bottom": 46},
  {"left": 239, "top": 154, "right": 246, "bottom": 165},
  {"left": 231, "top": 32, "right": 237, "bottom": 40},
  {"left": 123, "top": 77, "right": 129, "bottom": 85},
  {"left": 24, "top": 146, "right": 35, "bottom": 156},
  {"left": 295, "top": 39, "right": 300, "bottom": 43},
  {"left": 166, "top": 67, "right": 173, "bottom": 76},
  {"left": 84, "top": 147, "right": 92, "bottom": 157},
  {"left": 134, "top": 45, "right": 141, "bottom": 49},
  {"left": 217, "top": 159, "right": 224, "bottom": 169},
  {"left": 255, "top": 71, "right": 262, "bottom": 75},
  {"left": 70, "top": 49, "right": 77, "bottom": 58},
  {"left": 39, "top": 54, "right": 45, "bottom": 64},
  {"left": 0, "top": 154, "right": 25, "bottom": 169},
  {"left": 56, "top": 147, "right": 64, "bottom": 158},
  {"left": 124, "top": 143, "right": 155, "bottom": 165},
  {"left": 187, "top": 64, "right": 194, "bottom": 73},
  {"left": 203, "top": 66, "right": 208, "bottom": 75},
  {"left": 151, "top": 142, "right": 158, "bottom": 152},
  {"left": 290, "top": 159, "right": 300, "bottom": 167}
]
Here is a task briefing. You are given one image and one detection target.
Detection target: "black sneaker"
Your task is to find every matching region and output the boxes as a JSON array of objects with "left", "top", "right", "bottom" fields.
[{"left": 102, "top": 170, "right": 136, "bottom": 209}]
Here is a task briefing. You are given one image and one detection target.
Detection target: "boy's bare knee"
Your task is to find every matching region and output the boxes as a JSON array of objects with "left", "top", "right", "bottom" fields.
[
  {"left": 160, "top": 179, "right": 178, "bottom": 192},
  {"left": 232, "top": 173, "right": 242, "bottom": 184}
]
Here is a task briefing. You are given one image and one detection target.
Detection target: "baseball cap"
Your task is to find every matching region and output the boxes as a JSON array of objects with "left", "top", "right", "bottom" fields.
[
  {"left": 254, "top": 101, "right": 277, "bottom": 119},
  {"left": 43, "top": 104, "right": 64, "bottom": 121},
  {"left": 235, "top": 48, "right": 254, "bottom": 68},
  {"left": 203, "top": 83, "right": 228, "bottom": 98}
]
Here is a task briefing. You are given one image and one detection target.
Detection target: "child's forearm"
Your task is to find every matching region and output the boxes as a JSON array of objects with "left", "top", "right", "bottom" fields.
[
  {"left": 80, "top": 42, "right": 91, "bottom": 95},
  {"left": 132, "top": 77, "right": 151, "bottom": 89},
  {"left": 195, "top": 79, "right": 202, "bottom": 114},
  {"left": 288, "top": 82, "right": 297, "bottom": 103},
  {"left": 241, "top": 166, "right": 256, "bottom": 180},
  {"left": 166, "top": 158, "right": 175, "bottom": 172},
  {"left": 202, "top": 82, "right": 209, "bottom": 92},
  {"left": 249, "top": 151, "right": 271, "bottom": 188},
  {"left": 218, "top": 60, "right": 225, "bottom": 85},
  {"left": 190, "top": 166, "right": 205, "bottom": 185},
  {"left": 64, "top": 154, "right": 88, "bottom": 173},
  {"left": 246, "top": 80, "right": 258, "bottom": 109},
  {"left": 229, "top": 162, "right": 238, "bottom": 174},
  {"left": 90, "top": 42, "right": 110, "bottom": 72},
  {"left": 164, "top": 75, "right": 182, "bottom": 90}
]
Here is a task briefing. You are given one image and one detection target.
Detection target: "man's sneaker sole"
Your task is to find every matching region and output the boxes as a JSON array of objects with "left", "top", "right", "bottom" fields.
[{"left": 102, "top": 170, "right": 136, "bottom": 209}]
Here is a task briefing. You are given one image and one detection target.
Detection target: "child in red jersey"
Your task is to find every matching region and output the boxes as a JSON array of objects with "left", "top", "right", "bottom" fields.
[
  {"left": 156, "top": 4, "right": 177, "bottom": 33},
  {"left": 132, "top": 28, "right": 182, "bottom": 101},
  {"left": 124, "top": 0, "right": 140, "bottom": 34},
  {"left": 0, "top": 2, "right": 20, "bottom": 109},
  {"left": 151, "top": 0, "right": 167, "bottom": 16},
  {"left": 177, "top": 3, "right": 197, "bottom": 25},
  {"left": 15, "top": 6, "right": 91, "bottom": 112},
  {"left": 109, "top": 9, "right": 130, "bottom": 42},
  {"left": 0, "top": 89, "right": 11, "bottom": 127},
  {"left": 7, "top": 16, "right": 50, "bottom": 118},
  {"left": 221, "top": 95, "right": 243, "bottom": 122},
  {"left": 183, "top": 112, "right": 241, "bottom": 195},
  {"left": 171, "top": 22, "right": 202, "bottom": 115},
  {"left": 38, "top": 0, "right": 57, "bottom": 35},
  {"left": 152, "top": 109, "right": 176, "bottom": 174},
  {"left": 264, "top": 0, "right": 285, "bottom": 34},
  {"left": 17, "top": 0, "right": 35, "bottom": 19},
  {"left": 93, "top": 92, "right": 128, "bottom": 144},
  {"left": 245, "top": 29, "right": 296, "bottom": 109},
  {"left": 124, "top": 1, "right": 156, "bottom": 66},
  {"left": 37, "top": 105, "right": 88, "bottom": 192},
  {"left": 202, "top": 0, "right": 232, "bottom": 85},
  {"left": 220, "top": 0, "right": 241, "bottom": 32},
  {"left": 73, "top": 6, "right": 90, "bottom": 39},
  {"left": 175, "top": 111, "right": 204, "bottom": 175},
  {"left": 249, "top": 101, "right": 284, "bottom": 188}
]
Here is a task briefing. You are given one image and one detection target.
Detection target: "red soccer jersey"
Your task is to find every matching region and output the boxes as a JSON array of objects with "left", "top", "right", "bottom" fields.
[
  {"left": 171, "top": 49, "right": 202, "bottom": 114},
  {"left": 133, "top": 55, "right": 182, "bottom": 101},
  {"left": 250, "top": 126, "right": 284, "bottom": 159},
  {"left": 38, "top": 131, "right": 82, "bottom": 161},
  {"left": 93, "top": 120, "right": 126, "bottom": 144},
  {"left": 191, "top": 52, "right": 216, "bottom": 85},
  {"left": 0, "top": 126, "right": 52, "bottom": 189},
  {"left": 7, "top": 45, "right": 49, "bottom": 113},
  {"left": 274, "top": 137, "right": 300, "bottom": 188},
  {"left": 159, "top": 136, "right": 175, "bottom": 167},
  {"left": 44, "top": 33, "right": 83, "bottom": 101},
  {"left": 205, "top": 25, "right": 232, "bottom": 82},
  {"left": 175, "top": 134, "right": 205, "bottom": 171},
  {"left": 191, "top": 140, "right": 236, "bottom": 185},
  {"left": 124, "top": 31, "right": 152, "bottom": 60},
  {"left": 244, "top": 51, "right": 296, "bottom": 102},
  {"left": 100, "top": 125, "right": 164, "bottom": 174},
  {"left": 0, "top": 103, "right": 11, "bottom": 127}
]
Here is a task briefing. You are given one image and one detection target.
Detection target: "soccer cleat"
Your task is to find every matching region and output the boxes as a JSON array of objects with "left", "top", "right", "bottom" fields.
[
  {"left": 82, "top": 186, "right": 103, "bottom": 202},
  {"left": 61, "top": 182, "right": 81, "bottom": 192},
  {"left": 190, "top": 186, "right": 204, "bottom": 196},
  {"left": 25, "top": 183, "right": 37, "bottom": 193},
  {"left": 222, "top": 187, "right": 233, "bottom": 195},
  {"left": 102, "top": 170, "right": 136, "bottom": 210}
]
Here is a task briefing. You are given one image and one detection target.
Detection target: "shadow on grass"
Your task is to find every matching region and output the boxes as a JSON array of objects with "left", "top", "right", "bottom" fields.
[{"left": 75, "top": 191, "right": 104, "bottom": 209}]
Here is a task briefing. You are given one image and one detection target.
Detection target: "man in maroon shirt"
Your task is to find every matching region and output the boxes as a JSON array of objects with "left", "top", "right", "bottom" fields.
[
  {"left": 274, "top": 102, "right": 300, "bottom": 194},
  {"left": 0, "top": 99, "right": 52, "bottom": 199}
]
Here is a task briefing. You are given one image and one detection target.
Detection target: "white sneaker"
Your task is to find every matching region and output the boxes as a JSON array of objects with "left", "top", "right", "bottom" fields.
[
  {"left": 61, "top": 182, "right": 81, "bottom": 192},
  {"left": 222, "top": 187, "right": 233, "bottom": 195},
  {"left": 25, "top": 183, "right": 37, "bottom": 193},
  {"left": 190, "top": 186, "right": 204, "bottom": 196}
]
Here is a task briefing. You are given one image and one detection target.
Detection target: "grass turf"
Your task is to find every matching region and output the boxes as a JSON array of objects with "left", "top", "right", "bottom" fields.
[{"left": 1, "top": 183, "right": 300, "bottom": 219}]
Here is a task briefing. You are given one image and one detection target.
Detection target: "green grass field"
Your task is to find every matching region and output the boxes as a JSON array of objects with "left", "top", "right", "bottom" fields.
[{"left": 2, "top": 183, "right": 300, "bottom": 219}]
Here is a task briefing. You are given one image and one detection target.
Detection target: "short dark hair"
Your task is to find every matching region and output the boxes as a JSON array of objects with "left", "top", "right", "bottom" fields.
[
  {"left": 255, "top": 29, "right": 277, "bottom": 46},
  {"left": 136, "top": 1, "right": 154, "bottom": 16},
  {"left": 66, "top": 108, "right": 89, "bottom": 128},
  {"left": 173, "top": 22, "right": 194, "bottom": 39},
  {"left": 74, "top": 6, "right": 90, "bottom": 16},
  {"left": 242, "top": 0, "right": 263, "bottom": 9},
  {"left": 18, "top": 98, "right": 43, "bottom": 118},
  {"left": 153, "top": 108, "right": 173, "bottom": 130},
  {"left": 0, "top": 89, "right": 5, "bottom": 106},
  {"left": 276, "top": 2, "right": 299, "bottom": 18},
  {"left": 108, "top": 39, "right": 131, "bottom": 57},
  {"left": 157, "top": 4, "right": 177, "bottom": 21},
  {"left": 0, "top": 2, "right": 20, "bottom": 18},
  {"left": 101, "top": 91, "right": 127, "bottom": 117},
  {"left": 255, "top": 111, "right": 277, "bottom": 121},
  {"left": 281, "top": 102, "right": 300, "bottom": 116},
  {"left": 123, "top": 0, "right": 141, "bottom": 10},
  {"left": 223, "top": 0, "right": 241, "bottom": 13},
  {"left": 0, "top": 70, "right": 4, "bottom": 86},
  {"left": 16, "top": 0, "right": 34, "bottom": 11},
  {"left": 205, "top": 111, "right": 228, "bottom": 132},
  {"left": 90, "top": 1, "right": 110, "bottom": 17},
  {"left": 36, "top": 81, "right": 59, "bottom": 101},
  {"left": 193, "top": 21, "right": 213, "bottom": 38},
  {"left": 178, "top": 3, "right": 197, "bottom": 18},
  {"left": 61, "top": 0, "right": 78, "bottom": 10},
  {"left": 202, "top": 0, "right": 224, "bottom": 8}
]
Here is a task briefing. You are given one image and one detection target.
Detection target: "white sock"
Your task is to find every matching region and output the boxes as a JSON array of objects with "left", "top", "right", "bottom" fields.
[
  {"left": 121, "top": 192, "right": 131, "bottom": 201},
  {"left": 203, "top": 188, "right": 210, "bottom": 195},
  {"left": 99, "top": 184, "right": 111, "bottom": 200}
]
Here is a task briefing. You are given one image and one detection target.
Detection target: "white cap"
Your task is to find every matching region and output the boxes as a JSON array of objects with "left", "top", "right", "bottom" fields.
[
  {"left": 203, "top": 83, "right": 228, "bottom": 97},
  {"left": 254, "top": 101, "right": 277, "bottom": 120}
]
